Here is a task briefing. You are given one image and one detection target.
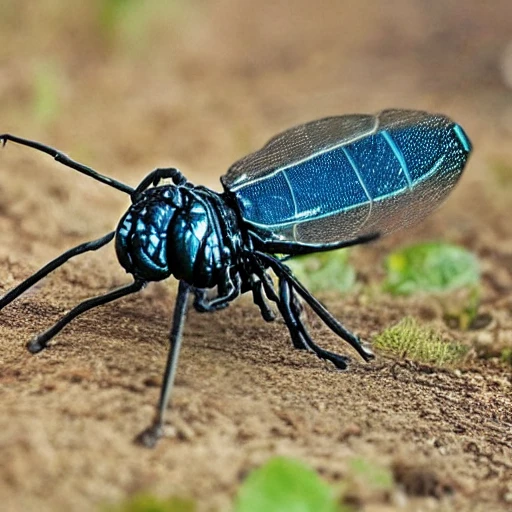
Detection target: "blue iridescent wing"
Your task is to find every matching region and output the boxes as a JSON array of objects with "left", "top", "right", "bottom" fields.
[{"left": 221, "top": 109, "right": 471, "bottom": 249}]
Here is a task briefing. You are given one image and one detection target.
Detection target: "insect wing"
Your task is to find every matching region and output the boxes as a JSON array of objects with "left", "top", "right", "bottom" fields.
[
  {"left": 222, "top": 110, "right": 471, "bottom": 250},
  {"left": 222, "top": 113, "right": 376, "bottom": 189}
]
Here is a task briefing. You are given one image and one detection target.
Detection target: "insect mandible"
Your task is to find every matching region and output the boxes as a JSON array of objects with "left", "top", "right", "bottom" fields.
[{"left": 0, "top": 109, "right": 472, "bottom": 446}]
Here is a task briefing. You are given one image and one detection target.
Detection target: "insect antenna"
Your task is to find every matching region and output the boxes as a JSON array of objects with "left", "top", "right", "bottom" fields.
[
  {"left": 0, "top": 232, "right": 116, "bottom": 311},
  {"left": 0, "top": 134, "right": 134, "bottom": 195}
]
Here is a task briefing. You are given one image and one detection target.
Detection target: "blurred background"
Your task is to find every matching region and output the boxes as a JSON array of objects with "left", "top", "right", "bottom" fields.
[
  {"left": 0, "top": 0, "right": 511, "bottom": 248},
  {"left": 1, "top": 0, "right": 511, "bottom": 283},
  {"left": 2, "top": 0, "right": 512, "bottom": 181},
  {"left": 1, "top": 1, "right": 512, "bottom": 511}
]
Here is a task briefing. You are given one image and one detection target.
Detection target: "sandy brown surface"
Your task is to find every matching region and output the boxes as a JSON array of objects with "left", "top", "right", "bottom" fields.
[{"left": 1, "top": 1, "right": 511, "bottom": 511}]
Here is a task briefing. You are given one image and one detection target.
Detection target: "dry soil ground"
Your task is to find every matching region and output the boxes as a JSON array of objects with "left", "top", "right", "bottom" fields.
[{"left": 0, "top": 2, "right": 511, "bottom": 511}]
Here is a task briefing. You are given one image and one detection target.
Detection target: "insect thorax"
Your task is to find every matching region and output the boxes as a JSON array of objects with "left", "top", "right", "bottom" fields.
[{"left": 115, "top": 185, "right": 241, "bottom": 288}]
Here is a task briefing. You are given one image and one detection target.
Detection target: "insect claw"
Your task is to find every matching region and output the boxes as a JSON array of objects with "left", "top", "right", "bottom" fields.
[
  {"left": 323, "top": 352, "right": 350, "bottom": 370},
  {"left": 360, "top": 344, "right": 375, "bottom": 362},
  {"left": 27, "top": 337, "right": 46, "bottom": 354},
  {"left": 0, "top": 135, "right": 6, "bottom": 147},
  {"left": 134, "top": 423, "right": 163, "bottom": 448}
]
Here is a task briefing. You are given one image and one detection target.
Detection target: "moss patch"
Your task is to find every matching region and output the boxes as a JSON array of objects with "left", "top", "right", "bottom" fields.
[{"left": 373, "top": 317, "right": 468, "bottom": 367}]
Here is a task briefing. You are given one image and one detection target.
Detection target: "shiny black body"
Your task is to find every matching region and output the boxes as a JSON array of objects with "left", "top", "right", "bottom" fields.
[
  {"left": 115, "top": 184, "right": 241, "bottom": 287},
  {"left": 0, "top": 109, "right": 471, "bottom": 447}
]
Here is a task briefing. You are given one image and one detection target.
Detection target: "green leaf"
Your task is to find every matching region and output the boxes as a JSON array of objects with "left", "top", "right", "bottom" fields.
[
  {"left": 287, "top": 250, "right": 355, "bottom": 294},
  {"left": 383, "top": 242, "right": 479, "bottom": 296},
  {"left": 234, "top": 457, "right": 340, "bottom": 512}
]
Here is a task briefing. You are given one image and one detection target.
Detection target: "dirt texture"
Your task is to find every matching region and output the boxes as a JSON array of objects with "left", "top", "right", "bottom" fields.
[{"left": 1, "top": 1, "right": 511, "bottom": 511}]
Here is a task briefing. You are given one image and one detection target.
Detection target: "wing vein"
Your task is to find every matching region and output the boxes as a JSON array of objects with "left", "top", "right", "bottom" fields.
[
  {"left": 342, "top": 147, "right": 373, "bottom": 227},
  {"left": 381, "top": 130, "right": 413, "bottom": 188},
  {"left": 282, "top": 169, "right": 298, "bottom": 218}
]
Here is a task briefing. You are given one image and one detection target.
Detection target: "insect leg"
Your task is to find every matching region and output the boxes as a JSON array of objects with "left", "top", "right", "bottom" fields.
[
  {"left": 136, "top": 280, "right": 190, "bottom": 448},
  {"left": 273, "top": 278, "right": 314, "bottom": 352},
  {"left": 193, "top": 288, "right": 214, "bottom": 311},
  {"left": 255, "top": 251, "right": 374, "bottom": 362},
  {"left": 252, "top": 232, "right": 380, "bottom": 259},
  {"left": 193, "top": 288, "right": 230, "bottom": 312},
  {"left": 0, "top": 134, "right": 134, "bottom": 195},
  {"left": 0, "top": 232, "right": 115, "bottom": 310},
  {"left": 249, "top": 275, "right": 276, "bottom": 322},
  {"left": 27, "top": 279, "right": 146, "bottom": 353},
  {"left": 289, "top": 275, "right": 374, "bottom": 361},
  {"left": 131, "top": 167, "right": 190, "bottom": 201},
  {"left": 192, "top": 270, "right": 241, "bottom": 313},
  {"left": 280, "top": 278, "right": 349, "bottom": 369},
  {"left": 252, "top": 265, "right": 311, "bottom": 351}
]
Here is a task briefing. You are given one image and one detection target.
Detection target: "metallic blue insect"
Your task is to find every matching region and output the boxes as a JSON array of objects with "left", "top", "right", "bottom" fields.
[{"left": 0, "top": 109, "right": 471, "bottom": 446}]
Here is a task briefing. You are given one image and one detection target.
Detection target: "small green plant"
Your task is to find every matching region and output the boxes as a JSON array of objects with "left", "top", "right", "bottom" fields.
[
  {"left": 234, "top": 457, "right": 341, "bottom": 512},
  {"left": 441, "top": 286, "right": 485, "bottom": 330},
  {"left": 501, "top": 348, "right": 512, "bottom": 366},
  {"left": 104, "top": 457, "right": 397, "bottom": 512},
  {"left": 103, "top": 494, "right": 195, "bottom": 512},
  {"left": 373, "top": 317, "right": 468, "bottom": 367},
  {"left": 287, "top": 249, "right": 355, "bottom": 294},
  {"left": 383, "top": 242, "right": 479, "bottom": 296}
]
